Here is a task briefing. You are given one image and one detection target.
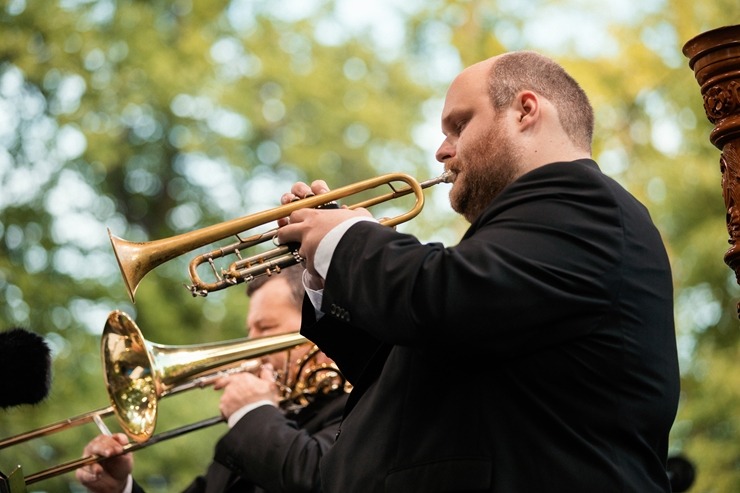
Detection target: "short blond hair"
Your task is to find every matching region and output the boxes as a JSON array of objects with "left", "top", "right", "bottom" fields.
[{"left": 488, "top": 51, "right": 594, "bottom": 152}]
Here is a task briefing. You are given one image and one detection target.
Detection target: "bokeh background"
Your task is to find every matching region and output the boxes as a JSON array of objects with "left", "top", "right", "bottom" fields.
[{"left": 0, "top": 0, "right": 736, "bottom": 491}]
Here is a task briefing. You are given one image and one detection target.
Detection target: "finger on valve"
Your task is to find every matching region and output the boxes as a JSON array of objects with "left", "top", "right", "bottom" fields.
[
  {"left": 309, "top": 180, "right": 330, "bottom": 195},
  {"left": 290, "top": 181, "right": 314, "bottom": 198}
]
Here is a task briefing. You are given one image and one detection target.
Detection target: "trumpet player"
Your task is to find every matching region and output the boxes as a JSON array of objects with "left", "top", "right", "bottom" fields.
[
  {"left": 76, "top": 265, "right": 348, "bottom": 493},
  {"left": 276, "top": 51, "right": 680, "bottom": 492}
]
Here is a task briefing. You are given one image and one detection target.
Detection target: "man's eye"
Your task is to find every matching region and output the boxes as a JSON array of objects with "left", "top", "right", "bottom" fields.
[{"left": 456, "top": 120, "right": 468, "bottom": 133}]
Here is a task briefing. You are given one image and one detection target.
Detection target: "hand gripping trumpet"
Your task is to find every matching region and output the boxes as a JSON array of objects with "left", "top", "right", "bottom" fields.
[{"left": 108, "top": 172, "right": 451, "bottom": 302}]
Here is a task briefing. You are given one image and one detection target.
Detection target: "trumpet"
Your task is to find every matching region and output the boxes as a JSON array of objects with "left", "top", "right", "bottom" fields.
[
  {"left": 109, "top": 172, "right": 451, "bottom": 302},
  {"left": 0, "top": 310, "right": 345, "bottom": 487}
]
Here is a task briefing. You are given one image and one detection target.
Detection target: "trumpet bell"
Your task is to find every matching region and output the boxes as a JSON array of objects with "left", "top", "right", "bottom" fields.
[
  {"left": 109, "top": 230, "right": 189, "bottom": 304},
  {"left": 108, "top": 232, "right": 147, "bottom": 304}
]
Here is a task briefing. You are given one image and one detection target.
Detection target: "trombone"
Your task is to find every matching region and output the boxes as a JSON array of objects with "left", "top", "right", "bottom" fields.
[
  {"left": 108, "top": 172, "right": 451, "bottom": 302},
  {"left": 0, "top": 310, "right": 314, "bottom": 487}
]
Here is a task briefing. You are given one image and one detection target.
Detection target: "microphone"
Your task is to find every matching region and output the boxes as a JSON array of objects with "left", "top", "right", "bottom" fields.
[
  {"left": 667, "top": 454, "right": 696, "bottom": 493},
  {"left": 0, "top": 327, "right": 52, "bottom": 408}
]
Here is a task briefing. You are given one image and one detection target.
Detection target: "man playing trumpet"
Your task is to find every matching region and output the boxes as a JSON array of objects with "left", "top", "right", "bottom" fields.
[{"left": 276, "top": 51, "right": 679, "bottom": 492}]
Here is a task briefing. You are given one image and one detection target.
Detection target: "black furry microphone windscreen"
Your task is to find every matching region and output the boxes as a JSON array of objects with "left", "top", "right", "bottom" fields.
[{"left": 0, "top": 327, "right": 52, "bottom": 408}]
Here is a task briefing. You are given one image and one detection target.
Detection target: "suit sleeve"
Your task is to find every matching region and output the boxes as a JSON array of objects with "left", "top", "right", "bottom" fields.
[
  {"left": 134, "top": 475, "right": 206, "bottom": 493},
  {"left": 320, "top": 163, "right": 626, "bottom": 355},
  {"left": 212, "top": 403, "right": 341, "bottom": 493},
  {"left": 299, "top": 296, "right": 383, "bottom": 384}
]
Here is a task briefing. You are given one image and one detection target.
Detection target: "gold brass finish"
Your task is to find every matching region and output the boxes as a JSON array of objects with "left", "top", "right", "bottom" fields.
[
  {"left": 0, "top": 310, "right": 312, "bottom": 486},
  {"left": 109, "top": 172, "right": 451, "bottom": 302},
  {"left": 0, "top": 406, "right": 115, "bottom": 450},
  {"left": 101, "top": 310, "right": 307, "bottom": 442}
]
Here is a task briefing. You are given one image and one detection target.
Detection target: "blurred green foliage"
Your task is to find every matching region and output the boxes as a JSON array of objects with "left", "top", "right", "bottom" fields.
[{"left": 0, "top": 0, "right": 739, "bottom": 491}]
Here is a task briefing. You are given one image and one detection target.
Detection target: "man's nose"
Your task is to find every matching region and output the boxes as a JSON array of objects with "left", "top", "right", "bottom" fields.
[{"left": 435, "top": 139, "right": 456, "bottom": 162}]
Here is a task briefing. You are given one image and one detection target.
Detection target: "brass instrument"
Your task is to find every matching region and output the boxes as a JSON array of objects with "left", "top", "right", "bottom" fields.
[
  {"left": 0, "top": 310, "right": 334, "bottom": 487},
  {"left": 109, "top": 172, "right": 451, "bottom": 302},
  {"left": 101, "top": 310, "right": 309, "bottom": 443}
]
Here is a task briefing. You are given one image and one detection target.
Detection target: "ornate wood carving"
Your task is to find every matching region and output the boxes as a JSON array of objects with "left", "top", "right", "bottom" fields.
[{"left": 683, "top": 25, "right": 740, "bottom": 317}]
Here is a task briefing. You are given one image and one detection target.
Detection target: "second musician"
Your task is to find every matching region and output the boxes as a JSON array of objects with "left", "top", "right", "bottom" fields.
[{"left": 76, "top": 265, "right": 348, "bottom": 493}]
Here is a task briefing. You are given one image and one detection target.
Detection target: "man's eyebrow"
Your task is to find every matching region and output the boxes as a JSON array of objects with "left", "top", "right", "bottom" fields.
[
  {"left": 441, "top": 111, "right": 458, "bottom": 131},
  {"left": 441, "top": 108, "right": 469, "bottom": 132}
]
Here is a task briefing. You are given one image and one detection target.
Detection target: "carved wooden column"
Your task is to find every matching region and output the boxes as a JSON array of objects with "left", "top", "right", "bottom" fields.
[{"left": 683, "top": 25, "right": 740, "bottom": 317}]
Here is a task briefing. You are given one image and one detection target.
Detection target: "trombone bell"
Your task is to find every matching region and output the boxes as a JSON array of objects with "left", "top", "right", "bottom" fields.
[{"left": 102, "top": 310, "right": 308, "bottom": 442}]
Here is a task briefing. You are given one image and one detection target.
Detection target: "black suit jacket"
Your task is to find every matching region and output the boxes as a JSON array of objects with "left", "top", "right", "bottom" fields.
[
  {"left": 302, "top": 160, "right": 680, "bottom": 493},
  {"left": 132, "top": 392, "right": 348, "bottom": 493}
]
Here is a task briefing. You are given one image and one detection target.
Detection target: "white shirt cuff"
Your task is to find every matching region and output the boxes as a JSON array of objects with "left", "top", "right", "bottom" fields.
[
  {"left": 303, "top": 269, "right": 325, "bottom": 319},
  {"left": 122, "top": 474, "right": 133, "bottom": 493},
  {"left": 227, "top": 400, "right": 277, "bottom": 428},
  {"left": 304, "top": 217, "right": 376, "bottom": 317}
]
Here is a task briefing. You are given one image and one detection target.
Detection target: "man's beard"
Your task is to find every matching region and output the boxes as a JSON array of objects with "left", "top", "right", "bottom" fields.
[{"left": 449, "top": 128, "right": 523, "bottom": 223}]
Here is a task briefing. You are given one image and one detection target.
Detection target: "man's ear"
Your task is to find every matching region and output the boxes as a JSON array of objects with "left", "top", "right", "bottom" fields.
[{"left": 516, "top": 91, "right": 539, "bottom": 128}]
